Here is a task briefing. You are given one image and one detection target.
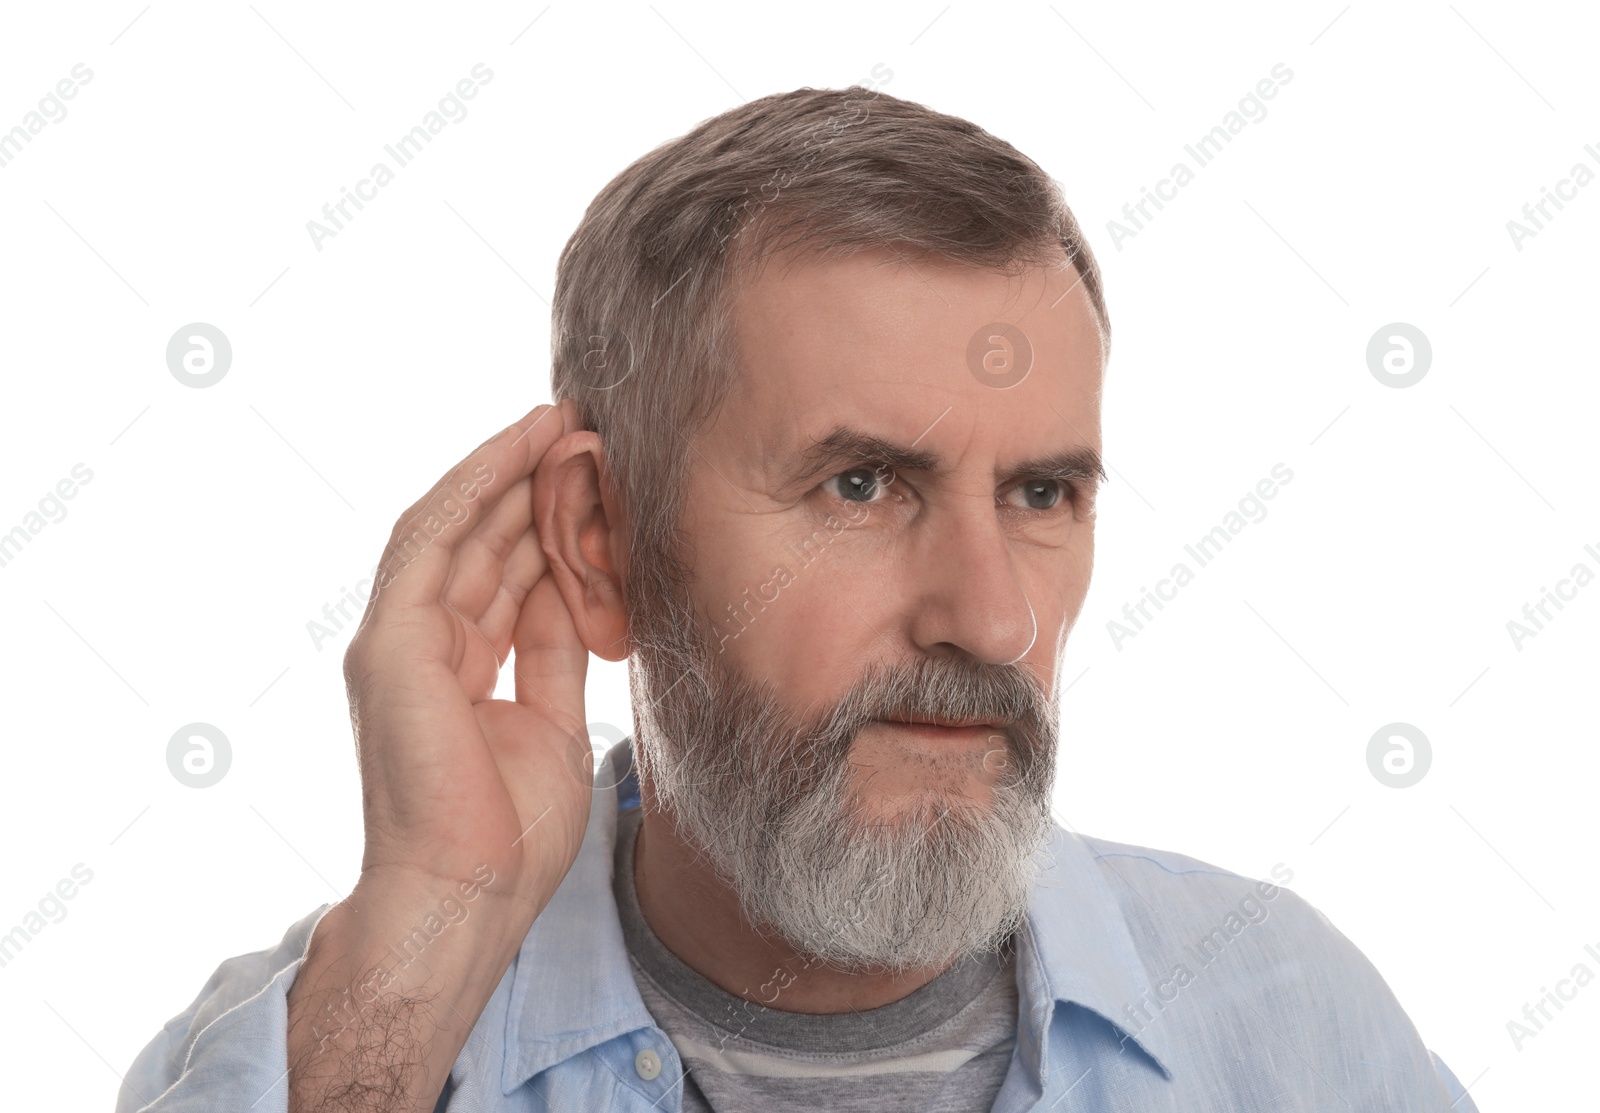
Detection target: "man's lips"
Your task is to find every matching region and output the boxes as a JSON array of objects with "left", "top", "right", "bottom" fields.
[
  {"left": 866, "top": 719, "right": 1019, "bottom": 780},
  {"left": 874, "top": 717, "right": 1003, "bottom": 733}
]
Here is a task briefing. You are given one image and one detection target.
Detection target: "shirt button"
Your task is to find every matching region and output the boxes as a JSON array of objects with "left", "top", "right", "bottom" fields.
[{"left": 635, "top": 1047, "right": 662, "bottom": 1081}]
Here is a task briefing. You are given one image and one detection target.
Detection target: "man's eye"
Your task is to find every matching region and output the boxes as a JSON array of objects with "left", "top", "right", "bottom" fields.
[
  {"left": 1003, "top": 479, "right": 1068, "bottom": 511},
  {"left": 822, "top": 466, "right": 892, "bottom": 503}
]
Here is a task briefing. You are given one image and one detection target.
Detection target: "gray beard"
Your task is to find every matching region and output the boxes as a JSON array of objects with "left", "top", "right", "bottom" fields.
[{"left": 626, "top": 560, "right": 1060, "bottom": 974}]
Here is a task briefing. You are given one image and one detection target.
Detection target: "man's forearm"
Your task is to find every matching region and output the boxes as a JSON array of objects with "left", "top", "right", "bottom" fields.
[{"left": 285, "top": 873, "right": 524, "bottom": 1113}]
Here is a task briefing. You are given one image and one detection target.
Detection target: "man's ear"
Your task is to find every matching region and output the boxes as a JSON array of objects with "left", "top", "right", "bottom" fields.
[{"left": 532, "top": 425, "right": 630, "bottom": 662}]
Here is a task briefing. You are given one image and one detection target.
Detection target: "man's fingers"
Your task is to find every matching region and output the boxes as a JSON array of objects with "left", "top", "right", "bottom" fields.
[
  {"left": 372, "top": 404, "right": 565, "bottom": 613},
  {"left": 511, "top": 574, "right": 587, "bottom": 726},
  {"left": 438, "top": 474, "right": 539, "bottom": 625},
  {"left": 470, "top": 528, "right": 548, "bottom": 660}
]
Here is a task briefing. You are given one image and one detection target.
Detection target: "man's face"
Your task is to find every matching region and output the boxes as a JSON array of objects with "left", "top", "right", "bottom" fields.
[
  {"left": 630, "top": 244, "right": 1104, "bottom": 969},
  {"left": 685, "top": 246, "right": 1101, "bottom": 805}
]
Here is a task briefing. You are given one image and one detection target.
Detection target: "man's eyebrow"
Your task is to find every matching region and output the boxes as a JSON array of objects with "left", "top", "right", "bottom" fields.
[
  {"left": 798, "top": 428, "right": 939, "bottom": 476},
  {"left": 795, "top": 426, "right": 1107, "bottom": 486}
]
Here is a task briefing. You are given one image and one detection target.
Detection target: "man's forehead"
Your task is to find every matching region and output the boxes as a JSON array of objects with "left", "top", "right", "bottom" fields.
[
  {"left": 728, "top": 247, "right": 1100, "bottom": 386},
  {"left": 718, "top": 247, "right": 1103, "bottom": 468},
  {"left": 730, "top": 245, "right": 1091, "bottom": 330}
]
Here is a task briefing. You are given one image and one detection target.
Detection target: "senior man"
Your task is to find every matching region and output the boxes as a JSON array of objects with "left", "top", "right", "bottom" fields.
[{"left": 119, "top": 86, "right": 1478, "bottom": 1112}]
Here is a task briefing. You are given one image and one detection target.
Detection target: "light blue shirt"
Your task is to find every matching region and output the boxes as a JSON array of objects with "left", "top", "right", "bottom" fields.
[{"left": 118, "top": 738, "right": 1478, "bottom": 1111}]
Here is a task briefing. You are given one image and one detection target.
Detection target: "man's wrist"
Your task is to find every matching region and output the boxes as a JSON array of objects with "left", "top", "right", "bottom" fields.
[{"left": 285, "top": 869, "right": 529, "bottom": 1112}]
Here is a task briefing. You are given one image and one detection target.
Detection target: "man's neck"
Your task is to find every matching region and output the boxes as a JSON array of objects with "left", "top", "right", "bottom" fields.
[{"left": 631, "top": 800, "right": 956, "bottom": 1014}]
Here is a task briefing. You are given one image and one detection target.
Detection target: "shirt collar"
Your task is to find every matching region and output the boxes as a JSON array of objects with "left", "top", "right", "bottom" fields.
[
  {"left": 502, "top": 737, "right": 1174, "bottom": 1094},
  {"left": 1017, "top": 823, "right": 1178, "bottom": 1080}
]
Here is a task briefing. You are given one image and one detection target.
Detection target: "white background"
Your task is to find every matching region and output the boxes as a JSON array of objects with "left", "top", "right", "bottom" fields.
[{"left": 1, "top": 2, "right": 1594, "bottom": 1109}]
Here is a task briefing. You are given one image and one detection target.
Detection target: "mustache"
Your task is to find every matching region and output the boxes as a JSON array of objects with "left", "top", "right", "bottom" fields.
[
  {"left": 823, "top": 654, "right": 1052, "bottom": 736},
  {"left": 747, "top": 654, "right": 1057, "bottom": 806}
]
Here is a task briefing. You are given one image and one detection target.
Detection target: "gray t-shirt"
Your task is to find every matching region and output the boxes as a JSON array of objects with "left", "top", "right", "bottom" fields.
[{"left": 611, "top": 805, "right": 1019, "bottom": 1112}]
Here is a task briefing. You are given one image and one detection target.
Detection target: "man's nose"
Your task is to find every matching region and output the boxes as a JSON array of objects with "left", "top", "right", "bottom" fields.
[{"left": 902, "top": 498, "right": 1036, "bottom": 666}]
